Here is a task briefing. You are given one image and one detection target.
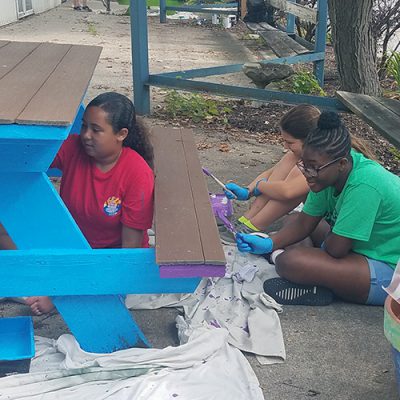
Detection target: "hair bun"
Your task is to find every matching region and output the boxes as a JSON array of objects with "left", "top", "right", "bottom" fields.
[{"left": 318, "top": 111, "right": 341, "bottom": 130}]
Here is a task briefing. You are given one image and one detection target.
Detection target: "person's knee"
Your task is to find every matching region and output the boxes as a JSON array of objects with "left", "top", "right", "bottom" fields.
[{"left": 275, "top": 248, "right": 303, "bottom": 279}]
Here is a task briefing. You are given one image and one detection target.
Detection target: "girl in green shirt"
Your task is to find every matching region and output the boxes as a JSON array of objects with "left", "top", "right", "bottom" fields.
[{"left": 236, "top": 112, "right": 400, "bottom": 306}]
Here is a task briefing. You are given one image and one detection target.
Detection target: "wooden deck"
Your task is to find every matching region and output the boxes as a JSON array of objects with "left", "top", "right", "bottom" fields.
[
  {"left": 0, "top": 41, "right": 101, "bottom": 126},
  {"left": 151, "top": 126, "right": 226, "bottom": 271},
  {"left": 337, "top": 91, "right": 400, "bottom": 149}
]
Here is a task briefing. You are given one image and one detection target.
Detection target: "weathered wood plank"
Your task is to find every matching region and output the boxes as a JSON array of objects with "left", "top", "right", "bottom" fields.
[
  {"left": 152, "top": 127, "right": 205, "bottom": 264},
  {"left": 181, "top": 129, "right": 226, "bottom": 265},
  {"left": 0, "top": 41, "right": 40, "bottom": 80},
  {"left": 336, "top": 91, "right": 400, "bottom": 149},
  {"left": 374, "top": 96, "right": 400, "bottom": 119},
  {"left": 247, "top": 22, "right": 308, "bottom": 57},
  {"left": 259, "top": 30, "right": 297, "bottom": 57},
  {"left": 266, "top": 0, "right": 318, "bottom": 23},
  {"left": 17, "top": 45, "right": 102, "bottom": 126},
  {"left": 0, "top": 43, "right": 71, "bottom": 124}
]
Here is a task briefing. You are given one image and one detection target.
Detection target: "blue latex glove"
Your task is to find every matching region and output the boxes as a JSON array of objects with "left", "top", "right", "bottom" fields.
[
  {"left": 236, "top": 232, "right": 273, "bottom": 254},
  {"left": 253, "top": 178, "right": 268, "bottom": 197},
  {"left": 224, "top": 182, "right": 249, "bottom": 201}
]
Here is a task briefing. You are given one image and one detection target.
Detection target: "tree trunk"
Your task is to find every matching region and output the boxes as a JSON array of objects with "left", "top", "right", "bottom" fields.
[{"left": 328, "top": 0, "right": 381, "bottom": 95}]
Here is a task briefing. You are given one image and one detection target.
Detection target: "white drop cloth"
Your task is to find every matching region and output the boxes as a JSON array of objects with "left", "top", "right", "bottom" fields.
[
  {"left": 0, "top": 328, "right": 264, "bottom": 400},
  {"left": 126, "top": 245, "right": 285, "bottom": 364}
]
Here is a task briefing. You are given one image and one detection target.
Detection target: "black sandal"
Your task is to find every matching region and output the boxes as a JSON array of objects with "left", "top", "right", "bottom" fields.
[{"left": 263, "top": 278, "right": 333, "bottom": 306}]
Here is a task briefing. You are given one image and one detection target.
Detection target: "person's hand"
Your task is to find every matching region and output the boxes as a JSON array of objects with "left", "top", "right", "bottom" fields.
[
  {"left": 253, "top": 178, "right": 268, "bottom": 197},
  {"left": 224, "top": 182, "right": 249, "bottom": 200},
  {"left": 236, "top": 232, "right": 273, "bottom": 254}
]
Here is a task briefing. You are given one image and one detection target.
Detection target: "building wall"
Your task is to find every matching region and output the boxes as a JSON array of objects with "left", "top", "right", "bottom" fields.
[
  {"left": 0, "top": 0, "right": 61, "bottom": 28},
  {"left": 32, "top": 0, "right": 61, "bottom": 14},
  {"left": 0, "top": 0, "right": 18, "bottom": 27}
]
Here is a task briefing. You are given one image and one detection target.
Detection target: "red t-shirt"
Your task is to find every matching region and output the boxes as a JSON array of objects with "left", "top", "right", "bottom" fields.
[{"left": 51, "top": 135, "right": 154, "bottom": 248}]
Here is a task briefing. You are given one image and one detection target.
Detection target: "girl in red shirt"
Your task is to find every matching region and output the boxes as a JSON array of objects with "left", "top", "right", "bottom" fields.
[{"left": 26, "top": 92, "right": 154, "bottom": 315}]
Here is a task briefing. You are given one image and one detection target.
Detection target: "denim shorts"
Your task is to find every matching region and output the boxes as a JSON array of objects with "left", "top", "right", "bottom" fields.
[{"left": 366, "top": 258, "right": 394, "bottom": 306}]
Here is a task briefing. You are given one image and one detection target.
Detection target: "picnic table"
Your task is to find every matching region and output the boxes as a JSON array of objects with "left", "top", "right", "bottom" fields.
[{"left": 0, "top": 41, "right": 226, "bottom": 353}]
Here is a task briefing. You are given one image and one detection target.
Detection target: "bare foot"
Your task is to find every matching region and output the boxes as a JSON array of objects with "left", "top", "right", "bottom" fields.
[{"left": 25, "top": 296, "right": 55, "bottom": 316}]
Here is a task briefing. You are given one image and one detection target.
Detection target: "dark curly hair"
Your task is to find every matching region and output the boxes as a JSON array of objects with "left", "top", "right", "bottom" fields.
[
  {"left": 304, "top": 111, "right": 375, "bottom": 160},
  {"left": 87, "top": 92, "right": 154, "bottom": 168}
]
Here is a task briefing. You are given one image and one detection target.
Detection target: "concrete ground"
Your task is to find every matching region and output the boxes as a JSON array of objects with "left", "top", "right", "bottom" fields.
[{"left": 0, "top": 1, "right": 397, "bottom": 399}]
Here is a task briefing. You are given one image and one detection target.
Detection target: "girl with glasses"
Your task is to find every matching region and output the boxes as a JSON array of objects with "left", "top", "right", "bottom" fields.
[{"left": 236, "top": 111, "right": 400, "bottom": 306}]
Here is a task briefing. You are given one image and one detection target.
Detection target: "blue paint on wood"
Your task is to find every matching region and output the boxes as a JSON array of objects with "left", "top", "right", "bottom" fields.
[
  {"left": 0, "top": 170, "right": 151, "bottom": 352},
  {"left": 53, "top": 295, "right": 151, "bottom": 352},
  {"left": 0, "top": 248, "right": 201, "bottom": 296},
  {"left": 158, "top": 52, "right": 325, "bottom": 79},
  {"left": 160, "top": 0, "right": 167, "bottom": 23},
  {"left": 0, "top": 124, "right": 68, "bottom": 140},
  {"left": 130, "top": 0, "right": 150, "bottom": 115},
  {"left": 286, "top": 0, "right": 295, "bottom": 34},
  {"left": 0, "top": 139, "right": 64, "bottom": 172},
  {"left": 314, "top": 0, "right": 328, "bottom": 86},
  {"left": 0, "top": 172, "right": 88, "bottom": 249},
  {"left": 148, "top": 74, "right": 349, "bottom": 111},
  {"left": 70, "top": 103, "right": 84, "bottom": 134}
]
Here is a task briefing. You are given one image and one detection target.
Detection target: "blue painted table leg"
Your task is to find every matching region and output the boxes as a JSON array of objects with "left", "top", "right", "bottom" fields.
[{"left": 0, "top": 172, "right": 150, "bottom": 352}]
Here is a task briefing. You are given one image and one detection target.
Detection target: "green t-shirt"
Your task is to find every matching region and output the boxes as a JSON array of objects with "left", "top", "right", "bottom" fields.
[{"left": 302, "top": 150, "right": 400, "bottom": 268}]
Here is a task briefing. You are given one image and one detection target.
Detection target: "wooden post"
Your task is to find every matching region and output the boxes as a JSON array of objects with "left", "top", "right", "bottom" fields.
[
  {"left": 286, "top": 0, "right": 295, "bottom": 36},
  {"left": 313, "top": 0, "right": 328, "bottom": 86},
  {"left": 130, "top": 0, "right": 150, "bottom": 115},
  {"left": 160, "top": 0, "right": 167, "bottom": 23}
]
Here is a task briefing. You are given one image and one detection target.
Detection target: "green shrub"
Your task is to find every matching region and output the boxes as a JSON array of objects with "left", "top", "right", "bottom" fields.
[
  {"left": 386, "top": 51, "right": 400, "bottom": 90},
  {"left": 277, "top": 71, "right": 325, "bottom": 96},
  {"left": 164, "top": 90, "right": 231, "bottom": 122}
]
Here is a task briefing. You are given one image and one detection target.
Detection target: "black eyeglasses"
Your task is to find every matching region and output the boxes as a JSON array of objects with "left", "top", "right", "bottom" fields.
[{"left": 296, "top": 156, "right": 344, "bottom": 178}]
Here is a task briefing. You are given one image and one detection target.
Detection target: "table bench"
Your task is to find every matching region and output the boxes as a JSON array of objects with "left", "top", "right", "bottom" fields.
[
  {"left": 0, "top": 41, "right": 226, "bottom": 353},
  {"left": 336, "top": 91, "right": 400, "bottom": 149}
]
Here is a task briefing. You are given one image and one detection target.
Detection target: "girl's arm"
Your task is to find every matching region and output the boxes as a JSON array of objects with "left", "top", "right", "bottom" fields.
[
  {"left": 247, "top": 152, "right": 298, "bottom": 192},
  {"left": 323, "top": 232, "right": 353, "bottom": 258},
  {"left": 254, "top": 172, "right": 309, "bottom": 201},
  {"left": 271, "top": 212, "right": 322, "bottom": 250},
  {"left": 0, "top": 223, "right": 16, "bottom": 250},
  {"left": 121, "top": 225, "right": 144, "bottom": 248}
]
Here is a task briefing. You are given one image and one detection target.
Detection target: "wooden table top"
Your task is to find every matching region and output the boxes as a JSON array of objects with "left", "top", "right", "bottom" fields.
[{"left": 0, "top": 41, "right": 102, "bottom": 126}]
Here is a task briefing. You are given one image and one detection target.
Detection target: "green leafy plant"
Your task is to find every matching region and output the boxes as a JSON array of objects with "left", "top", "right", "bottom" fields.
[
  {"left": 164, "top": 90, "right": 231, "bottom": 123},
  {"left": 276, "top": 71, "right": 325, "bottom": 96},
  {"left": 389, "top": 146, "right": 400, "bottom": 161},
  {"left": 386, "top": 51, "right": 400, "bottom": 90}
]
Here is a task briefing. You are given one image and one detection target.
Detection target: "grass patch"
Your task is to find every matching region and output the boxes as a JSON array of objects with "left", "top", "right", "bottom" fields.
[
  {"left": 164, "top": 90, "right": 232, "bottom": 123},
  {"left": 147, "top": 0, "right": 182, "bottom": 6},
  {"left": 87, "top": 22, "right": 98, "bottom": 36}
]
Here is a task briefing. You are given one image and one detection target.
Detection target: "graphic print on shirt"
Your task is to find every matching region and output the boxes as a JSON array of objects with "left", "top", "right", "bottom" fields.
[
  {"left": 325, "top": 207, "right": 338, "bottom": 228},
  {"left": 103, "top": 196, "right": 122, "bottom": 216}
]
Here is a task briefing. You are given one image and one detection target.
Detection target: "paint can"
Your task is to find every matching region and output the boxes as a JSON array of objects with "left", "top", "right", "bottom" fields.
[
  {"left": 229, "top": 14, "right": 237, "bottom": 26},
  {"left": 222, "top": 16, "right": 232, "bottom": 29},
  {"left": 212, "top": 14, "right": 220, "bottom": 24}
]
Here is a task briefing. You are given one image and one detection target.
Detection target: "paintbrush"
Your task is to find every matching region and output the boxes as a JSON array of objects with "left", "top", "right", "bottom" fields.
[{"left": 202, "top": 167, "right": 237, "bottom": 199}]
